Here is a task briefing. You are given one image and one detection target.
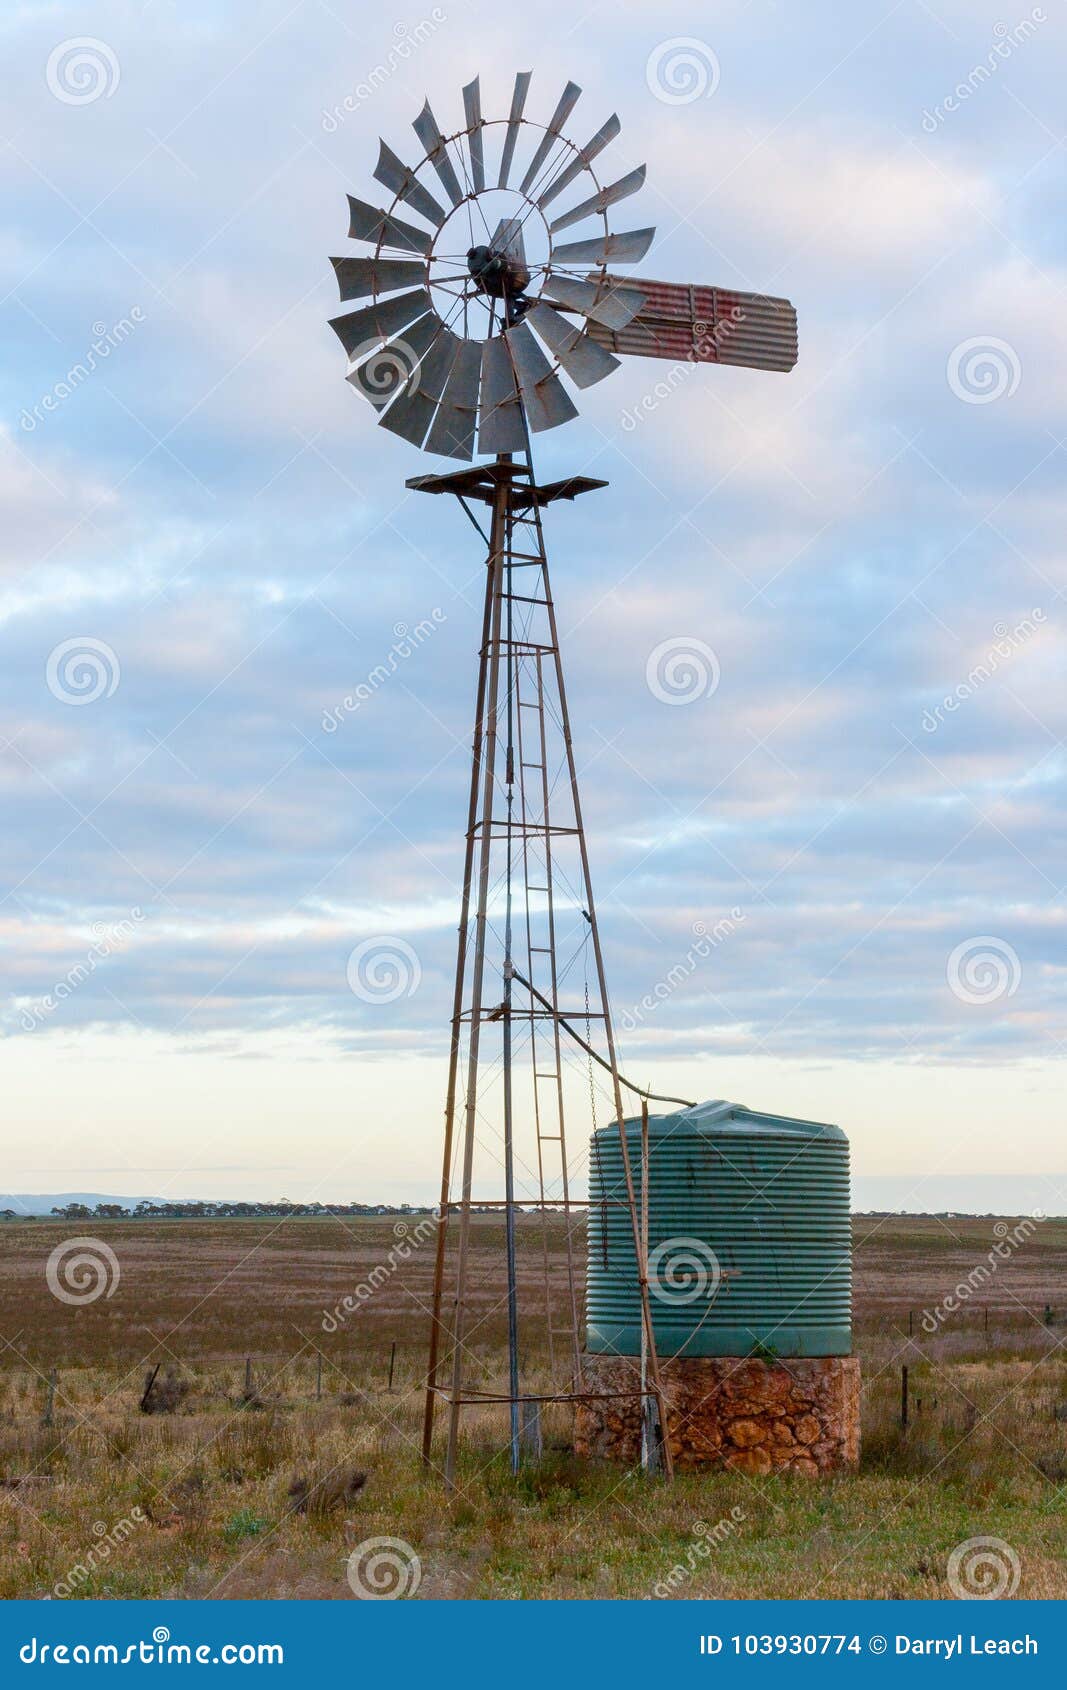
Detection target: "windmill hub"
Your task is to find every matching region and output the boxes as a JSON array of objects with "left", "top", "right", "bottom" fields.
[{"left": 465, "top": 244, "right": 531, "bottom": 301}]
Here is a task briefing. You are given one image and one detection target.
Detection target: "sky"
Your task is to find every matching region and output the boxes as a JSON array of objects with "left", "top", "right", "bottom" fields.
[{"left": 2, "top": 0, "right": 1066, "bottom": 1211}]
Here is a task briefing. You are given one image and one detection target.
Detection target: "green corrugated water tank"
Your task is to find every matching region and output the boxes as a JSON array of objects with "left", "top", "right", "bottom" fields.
[{"left": 585, "top": 1099, "right": 851, "bottom": 1359}]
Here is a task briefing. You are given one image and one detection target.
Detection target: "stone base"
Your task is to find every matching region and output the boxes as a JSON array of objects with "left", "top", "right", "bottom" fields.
[{"left": 574, "top": 1353, "right": 860, "bottom": 1475}]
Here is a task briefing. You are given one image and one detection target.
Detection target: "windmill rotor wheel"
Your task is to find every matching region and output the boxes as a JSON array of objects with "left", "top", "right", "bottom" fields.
[{"left": 328, "top": 73, "right": 655, "bottom": 460}]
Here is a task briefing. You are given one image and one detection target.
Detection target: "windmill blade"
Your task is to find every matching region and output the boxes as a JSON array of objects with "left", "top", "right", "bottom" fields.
[
  {"left": 424, "top": 338, "right": 482, "bottom": 460},
  {"left": 346, "top": 196, "right": 433, "bottom": 255},
  {"left": 548, "top": 166, "right": 647, "bottom": 234},
  {"left": 373, "top": 139, "right": 447, "bottom": 228},
  {"left": 551, "top": 227, "right": 655, "bottom": 267},
  {"left": 584, "top": 275, "right": 799, "bottom": 372},
  {"left": 525, "top": 301, "right": 621, "bottom": 389},
  {"left": 504, "top": 321, "right": 579, "bottom": 433},
  {"left": 536, "top": 114, "right": 621, "bottom": 212},
  {"left": 478, "top": 336, "right": 527, "bottom": 454},
  {"left": 347, "top": 311, "right": 440, "bottom": 412},
  {"left": 539, "top": 272, "right": 645, "bottom": 330},
  {"left": 331, "top": 256, "right": 427, "bottom": 302},
  {"left": 328, "top": 288, "right": 433, "bottom": 358},
  {"left": 412, "top": 101, "right": 464, "bottom": 207},
  {"left": 519, "top": 80, "right": 582, "bottom": 195},
  {"left": 378, "top": 322, "right": 463, "bottom": 446},
  {"left": 491, "top": 216, "right": 526, "bottom": 268},
  {"left": 497, "top": 70, "right": 532, "bottom": 188},
  {"left": 462, "top": 77, "right": 485, "bottom": 194}
]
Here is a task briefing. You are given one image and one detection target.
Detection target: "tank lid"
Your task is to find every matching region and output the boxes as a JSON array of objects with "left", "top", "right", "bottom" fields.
[{"left": 599, "top": 1097, "right": 846, "bottom": 1142}]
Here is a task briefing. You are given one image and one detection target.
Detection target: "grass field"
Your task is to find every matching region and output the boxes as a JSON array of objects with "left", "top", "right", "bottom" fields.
[{"left": 0, "top": 1214, "right": 1064, "bottom": 1600}]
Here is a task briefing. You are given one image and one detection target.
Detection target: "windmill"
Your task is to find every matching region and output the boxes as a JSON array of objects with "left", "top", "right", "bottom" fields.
[{"left": 328, "top": 72, "right": 798, "bottom": 1486}]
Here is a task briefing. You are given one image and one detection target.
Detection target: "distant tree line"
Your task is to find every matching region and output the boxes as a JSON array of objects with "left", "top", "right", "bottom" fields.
[{"left": 0, "top": 1201, "right": 437, "bottom": 1222}]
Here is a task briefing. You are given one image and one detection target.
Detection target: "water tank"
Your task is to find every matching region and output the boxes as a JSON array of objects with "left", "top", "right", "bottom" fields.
[{"left": 585, "top": 1099, "right": 851, "bottom": 1359}]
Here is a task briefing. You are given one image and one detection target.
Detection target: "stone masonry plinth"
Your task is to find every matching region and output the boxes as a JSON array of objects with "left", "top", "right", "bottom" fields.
[{"left": 574, "top": 1353, "right": 860, "bottom": 1474}]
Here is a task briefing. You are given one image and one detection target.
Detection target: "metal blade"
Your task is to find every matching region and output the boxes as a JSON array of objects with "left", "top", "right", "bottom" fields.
[
  {"left": 551, "top": 227, "right": 655, "bottom": 267},
  {"left": 345, "top": 196, "right": 433, "bottom": 255},
  {"left": 331, "top": 256, "right": 427, "bottom": 302},
  {"left": 462, "top": 77, "right": 485, "bottom": 194},
  {"left": 539, "top": 272, "right": 645, "bottom": 330},
  {"left": 491, "top": 216, "right": 526, "bottom": 269},
  {"left": 585, "top": 275, "right": 799, "bottom": 372},
  {"left": 367, "top": 321, "right": 464, "bottom": 446},
  {"left": 537, "top": 115, "right": 621, "bottom": 211},
  {"left": 548, "top": 165, "right": 647, "bottom": 234},
  {"left": 412, "top": 101, "right": 463, "bottom": 207},
  {"left": 519, "top": 80, "right": 582, "bottom": 195},
  {"left": 373, "top": 138, "right": 447, "bottom": 228},
  {"left": 347, "top": 312, "right": 439, "bottom": 412},
  {"left": 478, "top": 336, "right": 526, "bottom": 454},
  {"left": 503, "top": 321, "right": 579, "bottom": 433},
  {"left": 497, "top": 71, "right": 531, "bottom": 188},
  {"left": 328, "top": 288, "right": 433, "bottom": 358},
  {"left": 424, "top": 338, "right": 481, "bottom": 460},
  {"left": 525, "top": 301, "right": 621, "bottom": 389}
]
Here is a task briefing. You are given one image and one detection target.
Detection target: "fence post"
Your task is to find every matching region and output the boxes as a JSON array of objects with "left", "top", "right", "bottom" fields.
[
  {"left": 900, "top": 1365, "right": 909, "bottom": 1429},
  {"left": 42, "top": 1367, "right": 57, "bottom": 1428}
]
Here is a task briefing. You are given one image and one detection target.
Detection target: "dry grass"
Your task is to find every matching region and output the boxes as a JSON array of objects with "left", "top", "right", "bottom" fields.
[{"left": 0, "top": 1214, "right": 1064, "bottom": 1599}]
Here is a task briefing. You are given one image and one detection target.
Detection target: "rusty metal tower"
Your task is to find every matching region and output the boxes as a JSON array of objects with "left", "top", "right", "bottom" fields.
[{"left": 326, "top": 71, "right": 798, "bottom": 1484}]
